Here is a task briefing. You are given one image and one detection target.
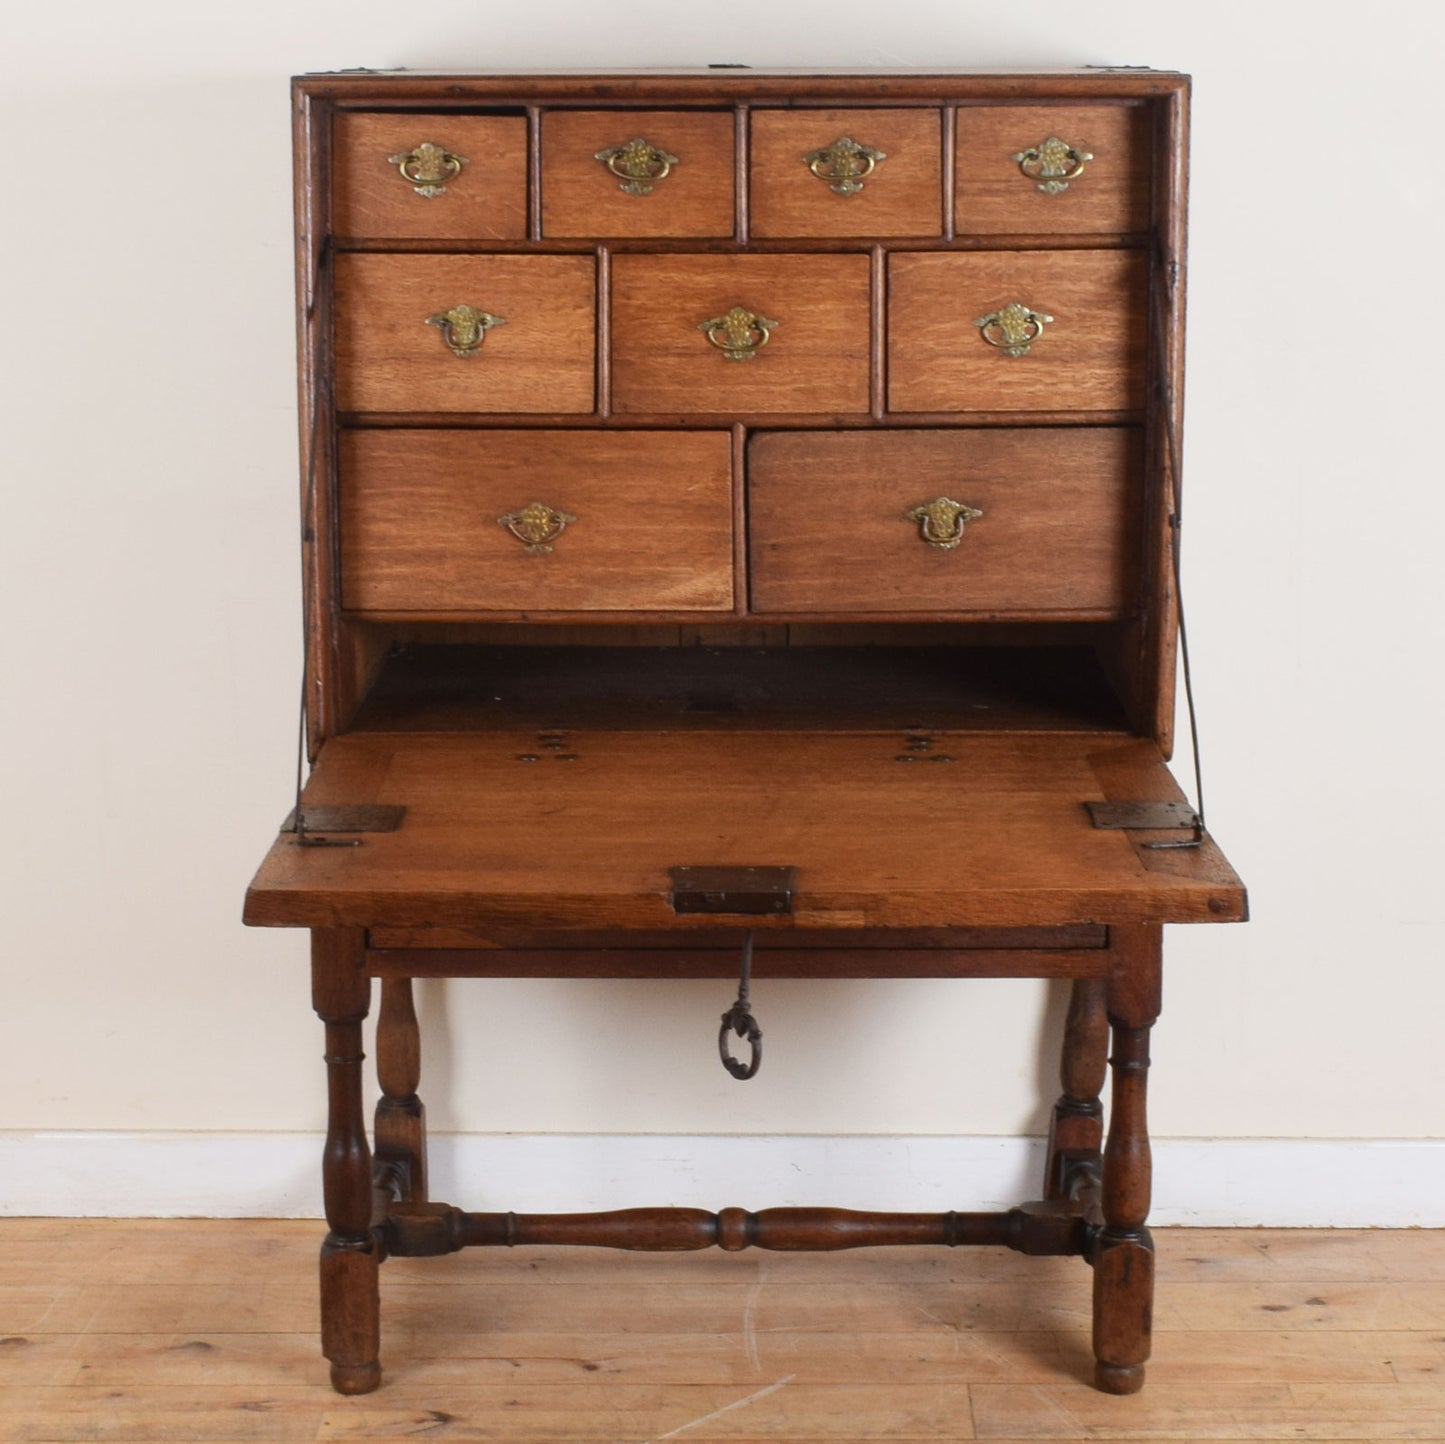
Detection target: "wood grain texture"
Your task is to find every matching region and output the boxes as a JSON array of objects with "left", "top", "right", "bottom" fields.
[
  {"left": 748, "top": 428, "right": 1141, "bottom": 615},
  {"left": 750, "top": 107, "right": 944, "bottom": 238},
  {"left": 365, "top": 946, "right": 1111, "bottom": 979},
  {"left": 6, "top": 1219, "right": 1445, "bottom": 1440},
  {"left": 303, "top": 69, "right": 1193, "bottom": 103},
  {"left": 375, "top": 977, "right": 427, "bottom": 1203},
  {"left": 542, "top": 110, "right": 735, "bottom": 238},
  {"left": 611, "top": 253, "right": 871, "bottom": 415},
  {"left": 888, "top": 250, "right": 1147, "bottom": 413},
  {"left": 365, "top": 923, "right": 1107, "bottom": 950},
  {"left": 334, "top": 253, "right": 595, "bottom": 413},
  {"left": 243, "top": 732, "right": 1245, "bottom": 930},
  {"left": 311, "top": 928, "right": 381, "bottom": 1395},
  {"left": 332, "top": 112, "right": 528, "bottom": 241},
  {"left": 1044, "top": 977, "right": 1107, "bottom": 1202},
  {"left": 954, "top": 103, "right": 1151, "bottom": 236},
  {"left": 338, "top": 430, "right": 734, "bottom": 613}
]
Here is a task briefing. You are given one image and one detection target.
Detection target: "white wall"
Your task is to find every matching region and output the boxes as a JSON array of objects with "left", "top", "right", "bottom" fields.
[{"left": 3, "top": 1, "right": 1443, "bottom": 1217}]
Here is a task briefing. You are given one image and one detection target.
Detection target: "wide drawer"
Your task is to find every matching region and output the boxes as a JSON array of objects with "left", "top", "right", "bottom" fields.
[
  {"left": 748, "top": 428, "right": 1140, "bottom": 615},
  {"left": 954, "top": 104, "right": 1151, "bottom": 236},
  {"left": 334, "top": 254, "right": 595, "bottom": 414},
  {"left": 339, "top": 430, "right": 734, "bottom": 614},
  {"left": 611, "top": 253, "right": 870, "bottom": 415},
  {"left": 749, "top": 108, "right": 943, "bottom": 238},
  {"left": 542, "top": 110, "right": 735, "bottom": 237},
  {"left": 332, "top": 113, "right": 528, "bottom": 240},
  {"left": 888, "top": 250, "right": 1147, "bottom": 413}
]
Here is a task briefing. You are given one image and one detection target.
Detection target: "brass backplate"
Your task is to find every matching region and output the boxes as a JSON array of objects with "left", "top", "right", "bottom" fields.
[{"left": 670, "top": 865, "right": 796, "bottom": 915}]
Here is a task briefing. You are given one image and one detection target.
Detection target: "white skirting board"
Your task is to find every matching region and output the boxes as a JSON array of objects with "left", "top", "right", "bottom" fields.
[{"left": 2, "top": 1132, "right": 1442, "bottom": 1226}]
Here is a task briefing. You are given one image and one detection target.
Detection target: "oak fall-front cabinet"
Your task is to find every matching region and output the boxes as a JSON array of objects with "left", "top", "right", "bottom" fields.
[{"left": 244, "top": 69, "right": 1245, "bottom": 1399}]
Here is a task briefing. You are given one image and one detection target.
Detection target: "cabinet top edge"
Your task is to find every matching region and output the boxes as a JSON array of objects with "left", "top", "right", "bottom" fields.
[{"left": 293, "top": 68, "right": 1190, "bottom": 102}]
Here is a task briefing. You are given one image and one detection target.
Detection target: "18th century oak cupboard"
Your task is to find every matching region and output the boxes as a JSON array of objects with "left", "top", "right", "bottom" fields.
[{"left": 243, "top": 66, "right": 1246, "bottom": 1397}]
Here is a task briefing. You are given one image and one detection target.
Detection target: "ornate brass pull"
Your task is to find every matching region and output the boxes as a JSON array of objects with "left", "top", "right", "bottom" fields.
[
  {"left": 425, "top": 304, "right": 505, "bottom": 358},
  {"left": 905, "top": 497, "right": 984, "bottom": 550},
  {"left": 699, "top": 305, "right": 779, "bottom": 362},
  {"left": 387, "top": 141, "right": 468, "bottom": 198},
  {"left": 497, "top": 502, "right": 577, "bottom": 554},
  {"left": 805, "top": 136, "right": 886, "bottom": 195},
  {"left": 1012, "top": 136, "right": 1093, "bottom": 195},
  {"left": 975, "top": 302, "right": 1054, "bottom": 358},
  {"left": 594, "top": 137, "right": 680, "bottom": 196}
]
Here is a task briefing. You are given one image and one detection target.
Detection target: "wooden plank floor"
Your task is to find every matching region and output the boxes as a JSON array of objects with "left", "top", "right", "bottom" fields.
[{"left": 2, "top": 1221, "right": 1443, "bottom": 1441}]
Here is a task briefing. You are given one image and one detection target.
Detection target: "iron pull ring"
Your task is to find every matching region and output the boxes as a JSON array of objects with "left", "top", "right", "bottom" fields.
[{"left": 718, "top": 931, "right": 762, "bottom": 1081}]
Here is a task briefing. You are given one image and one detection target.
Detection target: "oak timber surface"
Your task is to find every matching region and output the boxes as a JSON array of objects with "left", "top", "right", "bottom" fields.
[
  {"left": 541, "top": 109, "right": 736, "bottom": 238},
  {"left": 748, "top": 107, "right": 944, "bottom": 238},
  {"left": 953, "top": 103, "right": 1152, "bottom": 236},
  {"left": 244, "top": 732, "right": 1243, "bottom": 929},
  {"left": 6, "top": 1220, "right": 1444, "bottom": 1442},
  {"left": 748, "top": 429, "right": 1140, "bottom": 615},
  {"left": 339, "top": 432, "right": 735, "bottom": 614}
]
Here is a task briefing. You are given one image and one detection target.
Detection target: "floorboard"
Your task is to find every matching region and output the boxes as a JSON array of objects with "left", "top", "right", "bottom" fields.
[{"left": 1, "top": 1222, "right": 1442, "bottom": 1442}]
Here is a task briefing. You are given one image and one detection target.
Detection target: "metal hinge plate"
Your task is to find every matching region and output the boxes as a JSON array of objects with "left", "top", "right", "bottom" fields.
[
  {"left": 280, "top": 804, "right": 407, "bottom": 834},
  {"left": 1086, "top": 801, "right": 1199, "bottom": 831}
]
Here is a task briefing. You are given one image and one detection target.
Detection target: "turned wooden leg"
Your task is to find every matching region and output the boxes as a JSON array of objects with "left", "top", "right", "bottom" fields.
[
  {"left": 313, "top": 927, "right": 381, "bottom": 1396},
  {"left": 1044, "top": 977, "right": 1108, "bottom": 1202},
  {"left": 375, "top": 977, "right": 428, "bottom": 1203},
  {"left": 1092, "top": 926, "right": 1161, "bottom": 1396}
]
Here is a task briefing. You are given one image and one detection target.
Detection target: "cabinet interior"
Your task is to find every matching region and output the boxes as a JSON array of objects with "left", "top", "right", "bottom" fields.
[{"left": 338, "top": 621, "right": 1135, "bottom": 735}]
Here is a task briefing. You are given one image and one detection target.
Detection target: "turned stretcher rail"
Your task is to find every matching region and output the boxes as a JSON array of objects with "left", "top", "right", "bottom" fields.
[{"left": 382, "top": 1201, "right": 1092, "bottom": 1258}]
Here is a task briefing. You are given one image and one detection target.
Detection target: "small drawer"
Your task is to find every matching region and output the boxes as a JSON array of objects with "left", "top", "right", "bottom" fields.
[
  {"left": 748, "top": 428, "right": 1139, "bottom": 615},
  {"left": 542, "top": 110, "right": 735, "bottom": 238},
  {"left": 954, "top": 104, "right": 1151, "bottom": 236},
  {"left": 611, "top": 253, "right": 870, "bottom": 415},
  {"left": 749, "top": 108, "right": 943, "bottom": 238},
  {"left": 334, "top": 254, "right": 595, "bottom": 414},
  {"left": 888, "top": 250, "right": 1146, "bottom": 414},
  {"left": 340, "top": 430, "right": 734, "bottom": 613},
  {"left": 332, "top": 113, "right": 528, "bottom": 240}
]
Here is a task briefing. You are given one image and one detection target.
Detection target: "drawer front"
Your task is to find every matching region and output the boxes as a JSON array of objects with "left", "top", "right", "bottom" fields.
[
  {"left": 749, "top": 428, "right": 1139, "bottom": 615},
  {"left": 611, "top": 253, "right": 870, "bottom": 415},
  {"left": 334, "top": 254, "right": 595, "bottom": 414},
  {"left": 340, "top": 430, "right": 734, "bottom": 613},
  {"left": 954, "top": 104, "right": 1151, "bottom": 236},
  {"left": 332, "top": 113, "right": 528, "bottom": 240},
  {"left": 750, "top": 108, "right": 943, "bottom": 238},
  {"left": 888, "top": 250, "right": 1147, "bottom": 413},
  {"left": 542, "top": 110, "right": 735, "bottom": 237}
]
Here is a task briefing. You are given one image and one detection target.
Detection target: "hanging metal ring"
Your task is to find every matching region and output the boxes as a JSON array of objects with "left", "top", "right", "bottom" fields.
[
  {"left": 719, "top": 1003, "right": 762, "bottom": 1080},
  {"left": 718, "top": 931, "right": 762, "bottom": 1080}
]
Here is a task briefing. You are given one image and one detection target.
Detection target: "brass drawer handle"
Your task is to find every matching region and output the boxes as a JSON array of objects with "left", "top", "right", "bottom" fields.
[
  {"left": 387, "top": 141, "right": 468, "bottom": 198},
  {"left": 498, "top": 502, "right": 577, "bottom": 554},
  {"left": 1013, "top": 136, "right": 1093, "bottom": 195},
  {"left": 905, "top": 497, "right": 983, "bottom": 550},
  {"left": 699, "top": 305, "right": 779, "bottom": 362},
  {"left": 976, "top": 302, "right": 1054, "bottom": 357},
  {"left": 425, "top": 304, "right": 505, "bottom": 358},
  {"left": 805, "top": 136, "right": 886, "bottom": 195},
  {"left": 594, "top": 137, "right": 680, "bottom": 195}
]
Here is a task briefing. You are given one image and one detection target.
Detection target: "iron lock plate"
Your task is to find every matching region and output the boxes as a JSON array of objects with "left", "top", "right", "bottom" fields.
[{"left": 670, "top": 865, "right": 796, "bottom": 916}]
